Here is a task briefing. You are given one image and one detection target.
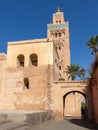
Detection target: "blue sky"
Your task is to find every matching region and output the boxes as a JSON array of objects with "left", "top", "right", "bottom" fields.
[{"left": 0, "top": 0, "right": 98, "bottom": 77}]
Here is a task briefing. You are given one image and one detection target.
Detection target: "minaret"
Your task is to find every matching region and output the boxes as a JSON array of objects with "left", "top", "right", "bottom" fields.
[{"left": 47, "top": 8, "right": 70, "bottom": 80}]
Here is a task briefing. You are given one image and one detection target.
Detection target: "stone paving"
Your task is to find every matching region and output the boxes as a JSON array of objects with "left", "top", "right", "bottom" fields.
[
  {"left": 0, "top": 119, "right": 31, "bottom": 130},
  {"left": 30, "top": 119, "right": 98, "bottom": 130},
  {"left": 0, "top": 119, "right": 98, "bottom": 130}
]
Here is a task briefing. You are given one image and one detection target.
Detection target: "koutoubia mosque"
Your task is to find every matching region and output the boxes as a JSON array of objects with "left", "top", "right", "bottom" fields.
[{"left": 0, "top": 8, "right": 94, "bottom": 121}]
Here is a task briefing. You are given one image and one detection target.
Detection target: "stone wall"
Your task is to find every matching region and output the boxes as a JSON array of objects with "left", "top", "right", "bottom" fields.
[
  {"left": 0, "top": 53, "right": 6, "bottom": 109},
  {"left": 7, "top": 39, "right": 54, "bottom": 67},
  {"left": 52, "top": 80, "right": 88, "bottom": 119},
  {"left": 91, "top": 67, "right": 98, "bottom": 123},
  {"left": 2, "top": 65, "right": 54, "bottom": 110}
]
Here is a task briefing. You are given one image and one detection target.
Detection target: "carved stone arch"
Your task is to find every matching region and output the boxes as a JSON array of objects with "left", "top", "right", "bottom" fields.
[
  {"left": 17, "top": 54, "right": 25, "bottom": 67},
  {"left": 55, "top": 32, "right": 58, "bottom": 37},
  {"left": 59, "top": 20, "right": 61, "bottom": 23},
  {"left": 56, "top": 30, "right": 59, "bottom": 37},
  {"left": 29, "top": 53, "right": 38, "bottom": 66},
  {"left": 63, "top": 91, "right": 86, "bottom": 99},
  {"left": 63, "top": 90, "right": 86, "bottom": 118},
  {"left": 50, "top": 30, "right": 55, "bottom": 37},
  {"left": 60, "top": 29, "right": 65, "bottom": 37},
  {"left": 62, "top": 30, "right": 65, "bottom": 36},
  {"left": 58, "top": 32, "right": 61, "bottom": 37},
  {"left": 54, "top": 29, "right": 65, "bottom": 38},
  {"left": 51, "top": 33, "right": 54, "bottom": 37},
  {"left": 56, "top": 29, "right": 61, "bottom": 37},
  {"left": 56, "top": 20, "right": 58, "bottom": 23}
]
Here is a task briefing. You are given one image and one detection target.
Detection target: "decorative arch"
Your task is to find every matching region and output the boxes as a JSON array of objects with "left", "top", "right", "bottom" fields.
[
  {"left": 62, "top": 31, "right": 65, "bottom": 36},
  {"left": 29, "top": 54, "right": 38, "bottom": 66},
  {"left": 59, "top": 32, "right": 61, "bottom": 37},
  {"left": 17, "top": 54, "right": 25, "bottom": 67},
  {"left": 50, "top": 30, "right": 55, "bottom": 37},
  {"left": 63, "top": 91, "right": 86, "bottom": 99},
  {"left": 63, "top": 91, "right": 86, "bottom": 118},
  {"left": 51, "top": 33, "right": 54, "bottom": 37},
  {"left": 55, "top": 33, "right": 57, "bottom": 37},
  {"left": 59, "top": 20, "right": 61, "bottom": 23}
]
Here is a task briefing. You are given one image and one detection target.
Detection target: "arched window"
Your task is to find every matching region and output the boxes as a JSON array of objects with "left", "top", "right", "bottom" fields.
[
  {"left": 29, "top": 54, "right": 38, "bottom": 66},
  {"left": 59, "top": 65, "right": 61, "bottom": 70},
  {"left": 62, "top": 31, "right": 65, "bottom": 36},
  {"left": 59, "top": 46, "right": 61, "bottom": 50},
  {"left": 59, "top": 32, "right": 61, "bottom": 37},
  {"left": 17, "top": 54, "right": 25, "bottom": 67},
  {"left": 51, "top": 33, "right": 54, "bottom": 37},
  {"left": 59, "top": 20, "right": 61, "bottom": 23},
  {"left": 24, "top": 78, "right": 29, "bottom": 89},
  {"left": 55, "top": 33, "right": 57, "bottom": 37}
]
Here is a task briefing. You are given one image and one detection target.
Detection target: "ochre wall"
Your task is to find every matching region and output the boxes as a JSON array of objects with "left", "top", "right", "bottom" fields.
[
  {"left": 1, "top": 39, "right": 55, "bottom": 110},
  {"left": 92, "top": 67, "right": 98, "bottom": 124},
  {"left": 2, "top": 66, "right": 52, "bottom": 110},
  {"left": 52, "top": 80, "right": 88, "bottom": 119},
  {"left": 7, "top": 39, "right": 54, "bottom": 67},
  {"left": 0, "top": 54, "right": 6, "bottom": 109}
]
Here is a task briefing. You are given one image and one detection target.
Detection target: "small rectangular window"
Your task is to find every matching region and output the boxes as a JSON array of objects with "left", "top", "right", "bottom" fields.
[
  {"left": 59, "top": 46, "right": 61, "bottom": 50},
  {"left": 59, "top": 65, "right": 61, "bottom": 70},
  {"left": 55, "top": 59, "right": 57, "bottom": 63}
]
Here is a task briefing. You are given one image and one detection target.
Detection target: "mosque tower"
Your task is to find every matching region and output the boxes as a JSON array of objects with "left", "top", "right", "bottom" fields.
[{"left": 47, "top": 8, "right": 70, "bottom": 80}]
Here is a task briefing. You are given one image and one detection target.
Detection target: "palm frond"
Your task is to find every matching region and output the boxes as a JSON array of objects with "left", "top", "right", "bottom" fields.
[
  {"left": 87, "top": 35, "right": 98, "bottom": 51},
  {"left": 64, "top": 64, "right": 83, "bottom": 80}
]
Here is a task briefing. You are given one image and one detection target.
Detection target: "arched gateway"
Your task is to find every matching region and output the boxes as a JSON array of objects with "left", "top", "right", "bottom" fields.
[
  {"left": 63, "top": 91, "right": 86, "bottom": 118},
  {"left": 53, "top": 80, "right": 89, "bottom": 119}
]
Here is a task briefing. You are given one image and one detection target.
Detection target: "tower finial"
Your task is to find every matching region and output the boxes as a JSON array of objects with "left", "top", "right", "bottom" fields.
[{"left": 57, "top": 6, "right": 61, "bottom": 12}]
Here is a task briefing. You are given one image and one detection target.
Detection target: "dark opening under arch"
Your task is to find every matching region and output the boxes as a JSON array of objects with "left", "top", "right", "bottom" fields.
[
  {"left": 29, "top": 54, "right": 38, "bottom": 66},
  {"left": 24, "top": 78, "right": 29, "bottom": 89},
  {"left": 17, "top": 54, "right": 25, "bottom": 67}
]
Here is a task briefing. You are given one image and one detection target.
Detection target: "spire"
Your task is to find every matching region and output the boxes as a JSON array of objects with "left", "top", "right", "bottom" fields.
[{"left": 57, "top": 6, "right": 61, "bottom": 12}]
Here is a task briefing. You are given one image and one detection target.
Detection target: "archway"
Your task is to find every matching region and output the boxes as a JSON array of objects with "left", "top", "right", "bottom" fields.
[
  {"left": 63, "top": 91, "right": 86, "bottom": 119},
  {"left": 17, "top": 54, "right": 25, "bottom": 67},
  {"left": 29, "top": 54, "right": 38, "bottom": 66}
]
